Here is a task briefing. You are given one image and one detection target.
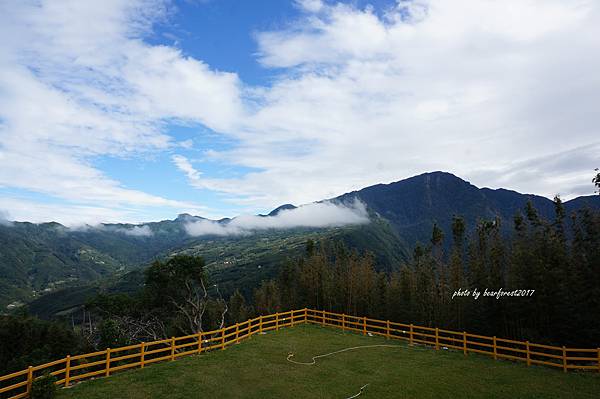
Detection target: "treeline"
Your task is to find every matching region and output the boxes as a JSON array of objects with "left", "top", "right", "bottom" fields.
[
  {"left": 0, "top": 312, "right": 86, "bottom": 376},
  {"left": 249, "top": 199, "right": 599, "bottom": 347}
]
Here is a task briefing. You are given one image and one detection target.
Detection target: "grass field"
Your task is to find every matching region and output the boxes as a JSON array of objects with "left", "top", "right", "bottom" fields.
[{"left": 57, "top": 324, "right": 599, "bottom": 399}]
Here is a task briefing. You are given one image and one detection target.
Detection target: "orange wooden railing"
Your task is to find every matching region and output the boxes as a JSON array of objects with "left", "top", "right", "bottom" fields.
[
  {"left": 1, "top": 309, "right": 598, "bottom": 398},
  {"left": 304, "top": 309, "right": 600, "bottom": 373}
]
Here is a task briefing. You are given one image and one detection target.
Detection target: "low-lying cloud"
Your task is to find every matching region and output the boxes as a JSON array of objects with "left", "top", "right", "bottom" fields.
[
  {"left": 115, "top": 225, "right": 153, "bottom": 237},
  {"left": 184, "top": 199, "right": 369, "bottom": 237},
  {"left": 70, "top": 223, "right": 154, "bottom": 237},
  {"left": 0, "top": 210, "right": 12, "bottom": 226}
]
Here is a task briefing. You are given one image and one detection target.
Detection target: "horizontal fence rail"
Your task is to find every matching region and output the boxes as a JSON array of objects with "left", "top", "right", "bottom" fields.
[
  {"left": 304, "top": 309, "right": 600, "bottom": 373},
  {"left": 1, "top": 309, "right": 598, "bottom": 398}
]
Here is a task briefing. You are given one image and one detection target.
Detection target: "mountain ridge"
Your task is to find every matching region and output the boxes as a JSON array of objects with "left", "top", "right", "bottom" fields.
[{"left": 334, "top": 171, "right": 599, "bottom": 246}]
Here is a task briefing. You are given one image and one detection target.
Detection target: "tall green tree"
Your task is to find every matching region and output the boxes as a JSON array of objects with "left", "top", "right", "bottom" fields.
[
  {"left": 228, "top": 289, "right": 250, "bottom": 324},
  {"left": 144, "top": 255, "right": 210, "bottom": 334}
]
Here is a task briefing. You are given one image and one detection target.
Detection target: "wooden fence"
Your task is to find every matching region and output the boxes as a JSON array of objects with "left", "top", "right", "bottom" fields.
[{"left": 1, "top": 309, "right": 598, "bottom": 398}]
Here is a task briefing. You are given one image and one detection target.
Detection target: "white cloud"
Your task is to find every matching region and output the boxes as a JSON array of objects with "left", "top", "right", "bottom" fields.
[
  {"left": 0, "top": 0, "right": 239, "bottom": 223},
  {"left": 197, "top": 0, "right": 599, "bottom": 206},
  {"left": 0, "top": 197, "right": 133, "bottom": 226},
  {"left": 172, "top": 155, "right": 202, "bottom": 181},
  {"left": 0, "top": 195, "right": 209, "bottom": 227},
  {"left": 184, "top": 199, "right": 369, "bottom": 236},
  {"left": 67, "top": 223, "right": 153, "bottom": 237},
  {"left": 295, "top": 0, "right": 324, "bottom": 13},
  {"left": 184, "top": 219, "right": 245, "bottom": 237},
  {"left": 470, "top": 143, "right": 600, "bottom": 198},
  {"left": 0, "top": 209, "right": 12, "bottom": 226},
  {"left": 104, "top": 224, "right": 154, "bottom": 237},
  {"left": 59, "top": 223, "right": 155, "bottom": 240}
]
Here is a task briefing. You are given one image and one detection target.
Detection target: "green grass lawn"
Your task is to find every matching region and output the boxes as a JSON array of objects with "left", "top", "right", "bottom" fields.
[{"left": 58, "top": 324, "right": 599, "bottom": 399}]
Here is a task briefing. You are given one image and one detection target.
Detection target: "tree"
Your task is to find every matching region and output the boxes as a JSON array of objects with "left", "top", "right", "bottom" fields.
[
  {"left": 430, "top": 223, "right": 448, "bottom": 325},
  {"left": 228, "top": 290, "right": 250, "bottom": 324},
  {"left": 431, "top": 223, "right": 444, "bottom": 247},
  {"left": 98, "top": 318, "right": 127, "bottom": 349},
  {"left": 144, "top": 255, "right": 211, "bottom": 334},
  {"left": 525, "top": 200, "right": 539, "bottom": 226},
  {"left": 0, "top": 314, "right": 84, "bottom": 375},
  {"left": 449, "top": 216, "right": 466, "bottom": 329},
  {"left": 278, "top": 259, "right": 300, "bottom": 309},
  {"left": 593, "top": 168, "right": 600, "bottom": 194},
  {"left": 86, "top": 294, "right": 168, "bottom": 345},
  {"left": 553, "top": 195, "right": 566, "bottom": 240},
  {"left": 254, "top": 280, "right": 282, "bottom": 315}
]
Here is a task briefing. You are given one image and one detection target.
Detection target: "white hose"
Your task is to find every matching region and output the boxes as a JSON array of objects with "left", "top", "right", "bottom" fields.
[
  {"left": 286, "top": 343, "right": 435, "bottom": 398},
  {"left": 287, "top": 345, "right": 401, "bottom": 398},
  {"left": 286, "top": 344, "right": 400, "bottom": 365},
  {"left": 346, "top": 384, "right": 369, "bottom": 399}
]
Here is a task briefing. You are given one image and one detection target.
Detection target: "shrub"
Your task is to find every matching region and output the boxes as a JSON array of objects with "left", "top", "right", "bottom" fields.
[{"left": 31, "top": 373, "right": 57, "bottom": 399}]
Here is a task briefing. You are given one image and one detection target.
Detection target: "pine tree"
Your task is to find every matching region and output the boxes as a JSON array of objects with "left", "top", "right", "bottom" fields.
[
  {"left": 253, "top": 280, "right": 282, "bottom": 314},
  {"left": 228, "top": 289, "right": 249, "bottom": 324},
  {"left": 430, "top": 223, "right": 448, "bottom": 325},
  {"left": 278, "top": 259, "right": 301, "bottom": 310},
  {"left": 449, "top": 216, "right": 466, "bottom": 329}
]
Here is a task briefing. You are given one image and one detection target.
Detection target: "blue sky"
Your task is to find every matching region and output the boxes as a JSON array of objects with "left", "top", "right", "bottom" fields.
[{"left": 0, "top": 0, "right": 599, "bottom": 225}]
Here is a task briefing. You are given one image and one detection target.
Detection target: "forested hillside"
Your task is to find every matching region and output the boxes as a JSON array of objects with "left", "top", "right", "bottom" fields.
[{"left": 335, "top": 171, "right": 600, "bottom": 247}]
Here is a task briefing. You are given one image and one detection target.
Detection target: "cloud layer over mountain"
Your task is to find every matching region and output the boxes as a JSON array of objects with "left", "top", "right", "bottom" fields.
[
  {"left": 0, "top": 210, "right": 12, "bottom": 226},
  {"left": 184, "top": 200, "right": 369, "bottom": 236}
]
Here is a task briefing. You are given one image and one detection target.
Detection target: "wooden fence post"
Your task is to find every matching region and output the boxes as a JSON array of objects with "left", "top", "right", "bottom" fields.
[
  {"left": 105, "top": 349, "right": 111, "bottom": 377},
  {"left": 171, "top": 337, "right": 176, "bottom": 360},
  {"left": 597, "top": 348, "right": 600, "bottom": 373},
  {"left": 304, "top": 308, "right": 308, "bottom": 323},
  {"left": 221, "top": 329, "right": 226, "bottom": 350},
  {"left": 27, "top": 366, "right": 33, "bottom": 395},
  {"left": 409, "top": 324, "right": 414, "bottom": 346},
  {"left": 463, "top": 332, "right": 467, "bottom": 355},
  {"left": 235, "top": 323, "right": 240, "bottom": 344},
  {"left": 259, "top": 316, "right": 263, "bottom": 333},
  {"left": 341, "top": 314, "right": 346, "bottom": 331},
  {"left": 386, "top": 320, "right": 390, "bottom": 339},
  {"left": 493, "top": 337, "right": 497, "bottom": 360},
  {"left": 435, "top": 328, "right": 439, "bottom": 350},
  {"left": 141, "top": 343, "right": 145, "bottom": 368},
  {"left": 363, "top": 317, "right": 367, "bottom": 335},
  {"left": 276, "top": 313, "right": 279, "bottom": 331},
  {"left": 197, "top": 333, "right": 203, "bottom": 354},
  {"left": 65, "top": 355, "right": 71, "bottom": 387},
  {"left": 562, "top": 346, "right": 567, "bottom": 373},
  {"left": 526, "top": 341, "right": 531, "bottom": 366},
  {"left": 322, "top": 310, "right": 325, "bottom": 326}
]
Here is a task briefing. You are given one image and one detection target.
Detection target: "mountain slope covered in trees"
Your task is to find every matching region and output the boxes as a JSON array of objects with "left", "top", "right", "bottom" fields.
[{"left": 335, "top": 171, "right": 600, "bottom": 247}]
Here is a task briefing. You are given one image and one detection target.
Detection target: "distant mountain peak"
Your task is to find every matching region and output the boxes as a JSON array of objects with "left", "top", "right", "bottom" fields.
[
  {"left": 175, "top": 213, "right": 203, "bottom": 222},
  {"left": 268, "top": 204, "right": 297, "bottom": 216}
]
